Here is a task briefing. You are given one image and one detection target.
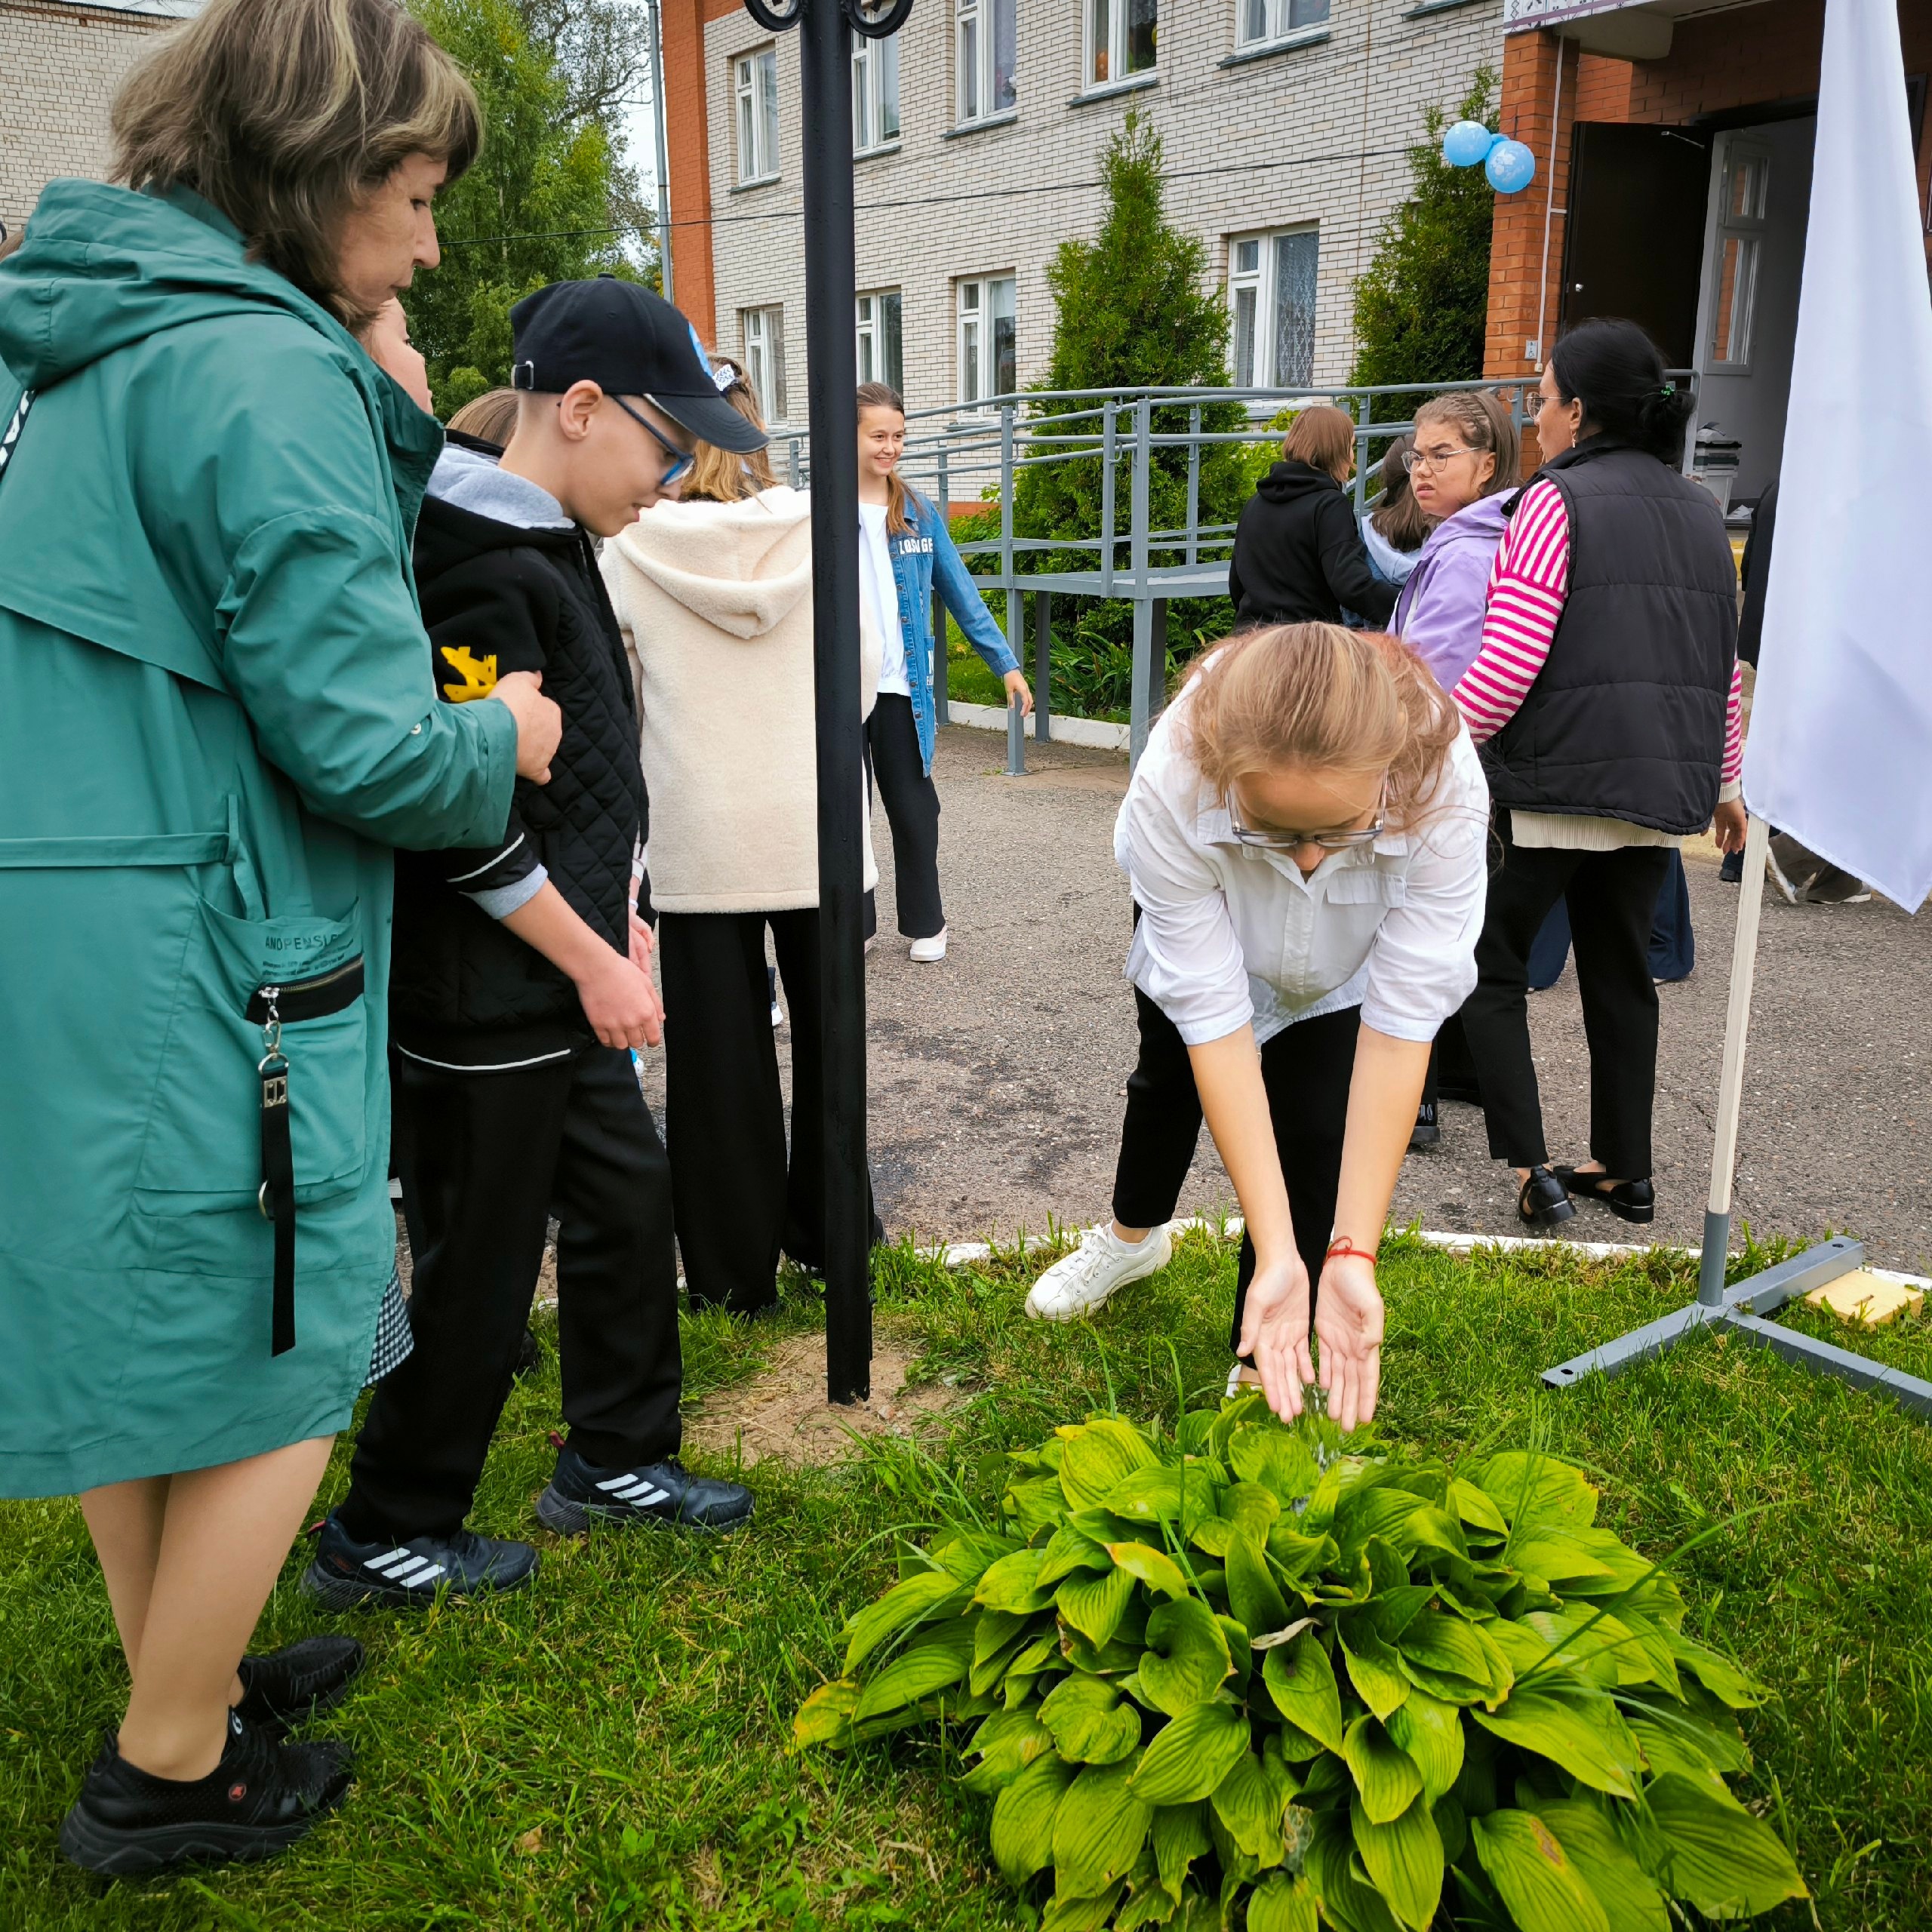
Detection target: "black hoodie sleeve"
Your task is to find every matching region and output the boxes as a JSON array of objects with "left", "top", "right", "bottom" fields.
[
  {"left": 418, "top": 549, "right": 561, "bottom": 906},
  {"left": 1315, "top": 492, "right": 1399, "bottom": 626}
]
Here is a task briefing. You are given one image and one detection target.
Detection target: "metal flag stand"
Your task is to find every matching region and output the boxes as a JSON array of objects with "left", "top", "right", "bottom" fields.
[
  {"left": 1543, "top": 814, "right": 1932, "bottom": 1417},
  {"left": 740, "top": 0, "right": 912, "bottom": 1405}
]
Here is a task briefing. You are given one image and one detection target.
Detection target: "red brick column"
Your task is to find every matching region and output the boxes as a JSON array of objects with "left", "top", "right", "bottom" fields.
[{"left": 662, "top": 0, "right": 725, "bottom": 343}]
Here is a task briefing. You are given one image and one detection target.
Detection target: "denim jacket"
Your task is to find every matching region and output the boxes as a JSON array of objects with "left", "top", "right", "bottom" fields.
[{"left": 886, "top": 492, "right": 1020, "bottom": 774}]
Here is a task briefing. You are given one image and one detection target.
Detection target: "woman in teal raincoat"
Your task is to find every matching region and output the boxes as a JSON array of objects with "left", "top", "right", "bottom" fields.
[{"left": 0, "top": 0, "right": 561, "bottom": 1872}]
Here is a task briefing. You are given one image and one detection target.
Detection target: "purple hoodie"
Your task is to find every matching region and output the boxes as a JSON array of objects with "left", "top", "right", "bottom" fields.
[{"left": 1391, "top": 492, "right": 1515, "bottom": 691}]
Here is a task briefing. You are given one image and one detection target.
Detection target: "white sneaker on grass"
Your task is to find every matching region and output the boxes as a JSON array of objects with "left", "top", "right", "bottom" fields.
[
  {"left": 1025, "top": 1223, "right": 1174, "bottom": 1322},
  {"left": 909, "top": 927, "right": 949, "bottom": 964}
]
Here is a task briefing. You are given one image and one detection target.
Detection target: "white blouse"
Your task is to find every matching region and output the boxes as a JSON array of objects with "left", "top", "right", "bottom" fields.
[
  {"left": 1115, "top": 681, "right": 1491, "bottom": 1048},
  {"left": 857, "top": 500, "right": 908, "bottom": 697}
]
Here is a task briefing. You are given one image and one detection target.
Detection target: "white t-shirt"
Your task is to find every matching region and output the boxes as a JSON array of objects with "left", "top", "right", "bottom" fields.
[{"left": 857, "top": 500, "right": 908, "bottom": 696}]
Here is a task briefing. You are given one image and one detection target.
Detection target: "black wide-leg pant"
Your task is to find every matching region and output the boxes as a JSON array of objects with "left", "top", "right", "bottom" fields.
[
  {"left": 1459, "top": 817, "right": 1670, "bottom": 1178},
  {"left": 1109, "top": 988, "right": 1360, "bottom": 1352},
  {"left": 342, "top": 1045, "right": 681, "bottom": 1542},
  {"left": 866, "top": 692, "right": 943, "bottom": 940}
]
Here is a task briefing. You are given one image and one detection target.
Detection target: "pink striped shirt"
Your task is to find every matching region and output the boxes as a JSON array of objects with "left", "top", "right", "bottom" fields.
[{"left": 1452, "top": 478, "right": 1743, "bottom": 785}]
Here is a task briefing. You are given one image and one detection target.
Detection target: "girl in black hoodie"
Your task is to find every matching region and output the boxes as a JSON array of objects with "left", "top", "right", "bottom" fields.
[{"left": 1229, "top": 404, "right": 1399, "bottom": 629}]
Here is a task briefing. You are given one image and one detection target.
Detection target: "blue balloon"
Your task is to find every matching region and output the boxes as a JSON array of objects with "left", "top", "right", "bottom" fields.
[
  {"left": 1442, "top": 120, "right": 1498, "bottom": 168},
  {"left": 1485, "top": 138, "right": 1537, "bottom": 193}
]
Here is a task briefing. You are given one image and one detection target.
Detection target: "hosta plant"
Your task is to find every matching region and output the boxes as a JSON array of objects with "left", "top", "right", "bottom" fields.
[{"left": 795, "top": 1395, "right": 1807, "bottom": 1930}]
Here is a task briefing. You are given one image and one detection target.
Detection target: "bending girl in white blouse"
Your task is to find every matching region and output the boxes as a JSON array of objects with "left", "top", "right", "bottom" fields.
[{"left": 1025, "top": 623, "right": 1490, "bottom": 1428}]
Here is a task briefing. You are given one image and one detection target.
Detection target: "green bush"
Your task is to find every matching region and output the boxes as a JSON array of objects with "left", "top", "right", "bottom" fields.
[{"left": 796, "top": 1395, "right": 1808, "bottom": 1930}]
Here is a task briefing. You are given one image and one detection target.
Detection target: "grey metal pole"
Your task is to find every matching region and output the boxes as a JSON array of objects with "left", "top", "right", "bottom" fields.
[
  {"left": 1100, "top": 403, "right": 1117, "bottom": 597},
  {"left": 1186, "top": 403, "right": 1201, "bottom": 568},
  {"left": 796, "top": 0, "right": 870, "bottom": 1404},
  {"left": 1033, "top": 590, "right": 1051, "bottom": 743},
  {"left": 1006, "top": 685, "right": 1026, "bottom": 775},
  {"left": 1128, "top": 398, "right": 1154, "bottom": 765},
  {"left": 932, "top": 439, "right": 949, "bottom": 724},
  {"left": 645, "top": 0, "right": 675, "bottom": 303}
]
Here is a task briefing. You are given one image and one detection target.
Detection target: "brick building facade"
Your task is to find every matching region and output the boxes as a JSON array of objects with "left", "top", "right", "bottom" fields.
[
  {"left": 0, "top": 0, "right": 192, "bottom": 238},
  {"left": 660, "top": 0, "right": 1511, "bottom": 424}
]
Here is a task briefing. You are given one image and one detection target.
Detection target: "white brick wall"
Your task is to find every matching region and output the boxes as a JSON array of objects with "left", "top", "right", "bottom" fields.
[{"left": 701, "top": 0, "right": 1505, "bottom": 423}]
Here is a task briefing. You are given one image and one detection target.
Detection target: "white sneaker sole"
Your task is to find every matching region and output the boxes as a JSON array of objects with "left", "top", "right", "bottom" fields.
[
  {"left": 909, "top": 931, "right": 948, "bottom": 964},
  {"left": 1024, "top": 1227, "right": 1174, "bottom": 1322}
]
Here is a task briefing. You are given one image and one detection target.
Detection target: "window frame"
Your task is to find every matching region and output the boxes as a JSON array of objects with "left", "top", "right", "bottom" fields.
[
  {"left": 1084, "top": 0, "right": 1156, "bottom": 91},
  {"left": 955, "top": 0, "right": 1017, "bottom": 125},
  {"left": 851, "top": 28, "right": 901, "bottom": 155},
  {"left": 734, "top": 46, "right": 780, "bottom": 186},
  {"left": 1226, "top": 225, "right": 1320, "bottom": 391},
  {"left": 1708, "top": 143, "right": 1770, "bottom": 372},
  {"left": 856, "top": 289, "right": 904, "bottom": 392},
  {"left": 955, "top": 273, "right": 1017, "bottom": 408},
  {"left": 1234, "top": 0, "right": 1330, "bottom": 52},
  {"left": 741, "top": 305, "right": 787, "bottom": 424}
]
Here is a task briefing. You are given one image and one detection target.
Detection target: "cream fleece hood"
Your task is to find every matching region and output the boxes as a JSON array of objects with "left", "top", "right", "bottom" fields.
[{"left": 611, "top": 485, "right": 814, "bottom": 640}]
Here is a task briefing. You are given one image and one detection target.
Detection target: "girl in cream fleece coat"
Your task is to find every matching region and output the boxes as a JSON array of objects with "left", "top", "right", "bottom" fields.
[{"left": 603, "top": 483, "right": 884, "bottom": 1314}]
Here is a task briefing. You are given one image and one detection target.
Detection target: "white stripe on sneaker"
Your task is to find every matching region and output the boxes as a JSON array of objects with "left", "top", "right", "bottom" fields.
[
  {"left": 386, "top": 1557, "right": 434, "bottom": 1584},
  {"left": 595, "top": 1474, "right": 637, "bottom": 1493},
  {"left": 409, "top": 1564, "right": 446, "bottom": 1587},
  {"left": 632, "top": 1486, "right": 670, "bottom": 1508},
  {"left": 366, "top": 1549, "right": 417, "bottom": 1574}
]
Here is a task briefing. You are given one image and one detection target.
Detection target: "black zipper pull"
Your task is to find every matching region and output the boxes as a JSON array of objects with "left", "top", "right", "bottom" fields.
[{"left": 257, "top": 986, "right": 296, "bottom": 1356}]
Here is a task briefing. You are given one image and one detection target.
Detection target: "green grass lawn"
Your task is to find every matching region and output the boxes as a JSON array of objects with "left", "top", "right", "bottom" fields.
[{"left": 5, "top": 1230, "right": 1930, "bottom": 1930}]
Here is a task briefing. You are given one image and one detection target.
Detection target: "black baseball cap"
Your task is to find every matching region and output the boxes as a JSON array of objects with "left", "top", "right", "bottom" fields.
[{"left": 509, "top": 275, "right": 768, "bottom": 454}]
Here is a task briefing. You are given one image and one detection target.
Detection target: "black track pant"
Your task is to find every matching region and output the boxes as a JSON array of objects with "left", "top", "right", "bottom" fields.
[
  {"left": 866, "top": 692, "right": 943, "bottom": 940},
  {"left": 340, "top": 1045, "right": 681, "bottom": 1542},
  {"left": 1109, "top": 989, "right": 1360, "bottom": 1352},
  {"left": 1459, "top": 819, "right": 1670, "bottom": 1178},
  {"left": 658, "top": 907, "right": 878, "bottom": 1314}
]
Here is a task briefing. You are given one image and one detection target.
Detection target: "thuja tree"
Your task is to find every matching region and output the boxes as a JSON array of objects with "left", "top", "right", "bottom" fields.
[
  {"left": 407, "top": 0, "right": 651, "bottom": 418},
  {"left": 996, "top": 111, "right": 1254, "bottom": 716},
  {"left": 1349, "top": 73, "right": 1500, "bottom": 391}
]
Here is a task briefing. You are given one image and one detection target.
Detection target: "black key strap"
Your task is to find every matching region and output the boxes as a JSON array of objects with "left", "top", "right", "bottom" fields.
[{"left": 260, "top": 1044, "right": 294, "bottom": 1356}]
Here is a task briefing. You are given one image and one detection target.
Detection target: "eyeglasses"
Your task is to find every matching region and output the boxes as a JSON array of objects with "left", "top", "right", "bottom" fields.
[
  {"left": 1227, "top": 780, "right": 1388, "bottom": 853},
  {"left": 1401, "top": 445, "right": 1480, "bottom": 475},
  {"left": 611, "top": 394, "right": 695, "bottom": 488}
]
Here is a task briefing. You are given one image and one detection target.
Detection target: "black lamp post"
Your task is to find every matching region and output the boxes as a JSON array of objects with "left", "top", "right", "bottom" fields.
[{"left": 741, "top": 0, "right": 909, "bottom": 1404}]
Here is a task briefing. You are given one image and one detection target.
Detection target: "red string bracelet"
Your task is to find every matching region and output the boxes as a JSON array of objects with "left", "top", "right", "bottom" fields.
[{"left": 1325, "top": 1238, "right": 1379, "bottom": 1266}]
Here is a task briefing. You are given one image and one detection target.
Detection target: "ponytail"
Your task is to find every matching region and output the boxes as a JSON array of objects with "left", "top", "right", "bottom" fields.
[{"left": 1549, "top": 318, "right": 1695, "bottom": 466}]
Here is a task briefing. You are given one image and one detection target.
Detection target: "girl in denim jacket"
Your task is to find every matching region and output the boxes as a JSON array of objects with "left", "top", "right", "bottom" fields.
[{"left": 857, "top": 383, "right": 1032, "bottom": 961}]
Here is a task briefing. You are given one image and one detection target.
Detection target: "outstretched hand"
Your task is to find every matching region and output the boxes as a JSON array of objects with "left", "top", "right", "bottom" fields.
[
  {"left": 1312, "top": 1253, "right": 1384, "bottom": 1433},
  {"left": 1235, "top": 1247, "right": 1314, "bottom": 1423}
]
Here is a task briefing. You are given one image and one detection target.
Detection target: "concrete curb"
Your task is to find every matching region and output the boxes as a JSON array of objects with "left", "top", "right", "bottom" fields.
[{"left": 946, "top": 700, "right": 1131, "bottom": 752}]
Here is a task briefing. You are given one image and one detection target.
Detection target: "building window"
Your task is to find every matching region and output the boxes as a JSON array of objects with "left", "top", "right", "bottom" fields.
[
  {"left": 1236, "top": 0, "right": 1328, "bottom": 48},
  {"left": 1710, "top": 145, "right": 1770, "bottom": 368},
  {"left": 1086, "top": 0, "right": 1155, "bottom": 88},
  {"left": 1228, "top": 228, "right": 1318, "bottom": 389},
  {"left": 734, "top": 48, "right": 780, "bottom": 184},
  {"left": 857, "top": 291, "right": 904, "bottom": 392},
  {"left": 852, "top": 29, "right": 900, "bottom": 152},
  {"left": 956, "top": 0, "right": 1016, "bottom": 122},
  {"left": 957, "top": 275, "right": 1016, "bottom": 405},
  {"left": 742, "top": 306, "right": 786, "bottom": 422}
]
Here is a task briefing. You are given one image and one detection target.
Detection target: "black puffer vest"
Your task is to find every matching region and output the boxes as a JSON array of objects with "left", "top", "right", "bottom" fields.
[{"left": 1485, "top": 438, "right": 1737, "bottom": 834}]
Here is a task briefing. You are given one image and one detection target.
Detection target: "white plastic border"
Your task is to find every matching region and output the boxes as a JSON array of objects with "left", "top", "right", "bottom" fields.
[{"left": 946, "top": 700, "right": 1131, "bottom": 752}]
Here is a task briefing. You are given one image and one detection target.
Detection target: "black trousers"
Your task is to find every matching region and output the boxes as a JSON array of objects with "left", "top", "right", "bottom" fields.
[
  {"left": 340, "top": 1045, "right": 681, "bottom": 1541},
  {"left": 866, "top": 692, "right": 943, "bottom": 940},
  {"left": 1460, "top": 819, "right": 1670, "bottom": 1177},
  {"left": 1110, "top": 989, "right": 1359, "bottom": 1353},
  {"left": 659, "top": 907, "right": 881, "bottom": 1314}
]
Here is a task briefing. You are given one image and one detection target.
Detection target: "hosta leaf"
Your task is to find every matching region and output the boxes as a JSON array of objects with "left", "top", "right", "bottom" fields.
[
  {"left": 1107, "top": 1540, "right": 1192, "bottom": 1599},
  {"left": 1471, "top": 1809, "right": 1611, "bottom": 1932},
  {"left": 1262, "top": 1629, "right": 1344, "bottom": 1753},
  {"left": 1623, "top": 1699, "right": 1749, "bottom": 1781},
  {"left": 973, "top": 1622, "right": 1043, "bottom": 1698},
  {"left": 842, "top": 1570, "right": 971, "bottom": 1674},
  {"left": 1340, "top": 1487, "right": 1425, "bottom": 1552},
  {"left": 973, "top": 1609, "right": 1031, "bottom": 1666},
  {"left": 1563, "top": 1526, "right": 1663, "bottom": 1594},
  {"left": 1040, "top": 1672, "right": 1144, "bottom": 1765},
  {"left": 1351, "top": 1791, "right": 1444, "bottom": 1932},
  {"left": 990, "top": 1749, "right": 1076, "bottom": 1883},
  {"left": 1485, "top": 1617, "right": 1555, "bottom": 1675},
  {"left": 962, "top": 1708, "right": 1054, "bottom": 1794},
  {"left": 1226, "top": 1532, "right": 1291, "bottom": 1641},
  {"left": 1138, "top": 1595, "right": 1233, "bottom": 1715},
  {"left": 1251, "top": 1616, "right": 1318, "bottom": 1653},
  {"left": 1538, "top": 1800, "right": 1669, "bottom": 1932},
  {"left": 1400, "top": 1506, "right": 1471, "bottom": 1562},
  {"left": 1223, "top": 1479, "right": 1283, "bottom": 1539},
  {"left": 1151, "top": 1800, "right": 1211, "bottom": 1894},
  {"left": 1188, "top": 1515, "right": 1239, "bottom": 1558},
  {"left": 1306, "top": 1809, "right": 1404, "bottom": 1932},
  {"left": 1266, "top": 1524, "right": 1336, "bottom": 1582},
  {"left": 931, "top": 1531, "right": 1020, "bottom": 1583},
  {"left": 1245, "top": 1870, "right": 1318, "bottom": 1932},
  {"left": 1451, "top": 1477, "right": 1509, "bottom": 1539},
  {"left": 1472, "top": 1687, "right": 1641, "bottom": 1798},
  {"left": 1053, "top": 1758, "right": 1155, "bottom": 1897},
  {"left": 1038, "top": 1521, "right": 1115, "bottom": 1589},
  {"left": 1510, "top": 1528, "right": 1618, "bottom": 1587},
  {"left": 1646, "top": 1772, "right": 1808, "bottom": 1915},
  {"left": 1393, "top": 1608, "right": 1496, "bottom": 1694},
  {"left": 1385, "top": 1687, "right": 1464, "bottom": 1802},
  {"left": 1128, "top": 1702, "right": 1248, "bottom": 1805},
  {"left": 1659, "top": 1627, "right": 1764, "bottom": 1708},
  {"left": 1057, "top": 1418, "right": 1160, "bottom": 1509},
  {"left": 1217, "top": 1615, "right": 1254, "bottom": 1694},
  {"left": 852, "top": 1619, "right": 975, "bottom": 1722},
  {"left": 1116, "top": 1881, "right": 1180, "bottom": 1931},
  {"left": 1210, "top": 1751, "right": 1284, "bottom": 1863},
  {"left": 1041, "top": 1886, "right": 1126, "bottom": 1932},
  {"left": 1057, "top": 1561, "right": 1136, "bottom": 1648},
  {"left": 1338, "top": 1615, "right": 1411, "bottom": 1721},
  {"left": 793, "top": 1677, "right": 860, "bottom": 1748},
  {"left": 1226, "top": 1426, "right": 1321, "bottom": 1503},
  {"left": 975, "top": 1548, "right": 1056, "bottom": 1614},
  {"left": 1106, "top": 1463, "right": 1224, "bottom": 1524},
  {"left": 1341, "top": 1715, "right": 1424, "bottom": 1825},
  {"left": 1008, "top": 1474, "right": 1070, "bottom": 1538},
  {"left": 1477, "top": 1452, "right": 1598, "bottom": 1531}
]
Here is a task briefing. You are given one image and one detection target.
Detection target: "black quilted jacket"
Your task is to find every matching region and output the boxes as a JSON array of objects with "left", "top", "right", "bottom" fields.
[{"left": 390, "top": 450, "right": 646, "bottom": 1069}]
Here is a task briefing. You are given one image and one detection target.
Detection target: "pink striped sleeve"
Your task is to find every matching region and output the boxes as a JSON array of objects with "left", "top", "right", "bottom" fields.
[
  {"left": 1453, "top": 478, "right": 1570, "bottom": 742},
  {"left": 1721, "top": 659, "right": 1743, "bottom": 784}
]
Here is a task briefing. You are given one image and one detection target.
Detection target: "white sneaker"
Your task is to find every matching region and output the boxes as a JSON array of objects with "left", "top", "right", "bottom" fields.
[
  {"left": 1024, "top": 1223, "right": 1173, "bottom": 1322},
  {"left": 909, "top": 927, "right": 949, "bottom": 964}
]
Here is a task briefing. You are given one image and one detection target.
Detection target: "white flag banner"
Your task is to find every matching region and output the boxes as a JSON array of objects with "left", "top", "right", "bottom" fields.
[{"left": 1741, "top": 0, "right": 1932, "bottom": 912}]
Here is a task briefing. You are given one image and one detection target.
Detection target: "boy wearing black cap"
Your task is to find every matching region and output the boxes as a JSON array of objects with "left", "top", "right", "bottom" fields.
[{"left": 307, "top": 279, "right": 768, "bottom": 1609}]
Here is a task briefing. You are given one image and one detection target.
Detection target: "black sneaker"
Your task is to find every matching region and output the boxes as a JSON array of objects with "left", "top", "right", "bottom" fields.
[
  {"left": 512, "top": 1324, "right": 543, "bottom": 1381},
  {"left": 1802, "top": 864, "right": 1871, "bottom": 906},
  {"left": 536, "top": 1446, "right": 755, "bottom": 1536},
  {"left": 234, "top": 1636, "right": 365, "bottom": 1736},
  {"left": 1409, "top": 1100, "right": 1441, "bottom": 1149},
  {"left": 59, "top": 1709, "right": 350, "bottom": 1876},
  {"left": 299, "top": 1514, "right": 539, "bottom": 1611}
]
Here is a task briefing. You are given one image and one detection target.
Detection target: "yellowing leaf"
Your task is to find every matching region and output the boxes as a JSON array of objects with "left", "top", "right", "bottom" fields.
[
  {"left": 852, "top": 1620, "right": 974, "bottom": 1723},
  {"left": 991, "top": 1751, "right": 1076, "bottom": 1884},
  {"left": 1538, "top": 1799, "right": 1670, "bottom": 1932},
  {"left": 1057, "top": 1417, "right": 1161, "bottom": 1509},
  {"left": 1039, "top": 1672, "right": 1143, "bottom": 1765},
  {"left": 1137, "top": 1595, "right": 1233, "bottom": 1716},
  {"left": 1053, "top": 1758, "right": 1154, "bottom": 1897},
  {"left": 1476, "top": 1452, "right": 1598, "bottom": 1532},
  {"left": 1128, "top": 1702, "right": 1248, "bottom": 1806},
  {"left": 1106, "top": 1540, "right": 1192, "bottom": 1599},
  {"left": 841, "top": 1569, "right": 970, "bottom": 1675},
  {"left": 793, "top": 1678, "right": 860, "bottom": 1749},
  {"left": 1057, "top": 1561, "right": 1137, "bottom": 1650},
  {"left": 1470, "top": 1808, "right": 1611, "bottom": 1932},
  {"left": 974, "top": 1547, "right": 1055, "bottom": 1615}
]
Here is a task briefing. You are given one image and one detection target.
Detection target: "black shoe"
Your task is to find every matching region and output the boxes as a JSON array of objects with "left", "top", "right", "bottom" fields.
[
  {"left": 233, "top": 1637, "right": 365, "bottom": 1736},
  {"left": 299, "top": 1514, "right": 539, "bottom": 1611},
  {"left": 1552, "top": 1168, "right": 1655, "bottom": 1225},
  {"left": 1719, "top": 848, "right": 1745, "bottom": 884},
  {"left": 1518, "top": 1166, "right": 1577, "bottom": 1229},
  {"left": 536, "top": 1446, "right": 755, "bottom": 1536},
  {"left": 1766, "top": 832, "right": 1823, "bottom": 905},
  {"left": 512, "top": 1324, "right": 543, "bottom": 1381},
  {"left": 1409, "top": 1100, "right": 1441, "bottom": 1149},
  {"left": 1802, "top": 864, "right": 1871, "bottom": 906},
  {"left": 58, "top": 1709, "right": 351, "bottom": 1877}
]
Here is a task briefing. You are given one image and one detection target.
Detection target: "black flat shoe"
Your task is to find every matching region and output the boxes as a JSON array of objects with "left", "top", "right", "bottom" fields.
[
  {"left": 1518, "top": 1166, "right": 1577, "bottom": 1229},
  {"left": 234, "top": 1637, "right": 365, "bottom": 1736},
  {"left": 1552, "top": 1168, "right": 1655, "bottom": 1224},
  {"left": 1409, "top": 1100, "right": 1441, "bottom": 1149}
]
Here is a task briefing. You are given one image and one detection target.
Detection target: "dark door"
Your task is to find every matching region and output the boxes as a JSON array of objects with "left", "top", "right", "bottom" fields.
[{"left": 1560, "top": 124, "right": 1714, "bottom": 366}]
